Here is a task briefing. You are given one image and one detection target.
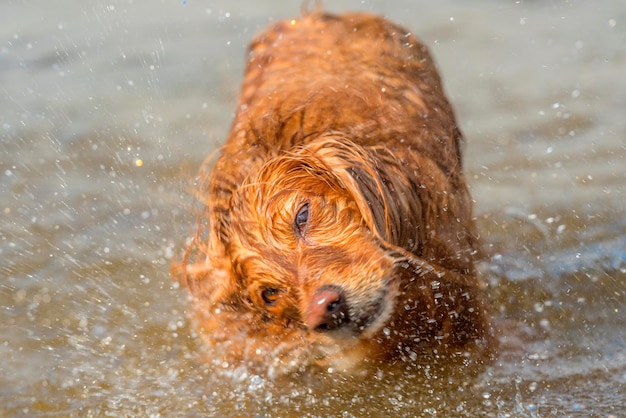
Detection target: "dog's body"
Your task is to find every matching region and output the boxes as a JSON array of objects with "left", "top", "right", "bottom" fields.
[{"left": 180, "top": 12, "right": 491, "bottom": 375}]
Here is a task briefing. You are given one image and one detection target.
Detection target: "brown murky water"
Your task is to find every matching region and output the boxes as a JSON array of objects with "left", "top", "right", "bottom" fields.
[{"left": 1, "top": 0, "right": 624, "bottom": 416}]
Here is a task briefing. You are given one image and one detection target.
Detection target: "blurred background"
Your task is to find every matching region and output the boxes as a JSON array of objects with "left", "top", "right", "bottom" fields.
[{"left": 1, "top": 0, "right": 624, "bottom": 416}]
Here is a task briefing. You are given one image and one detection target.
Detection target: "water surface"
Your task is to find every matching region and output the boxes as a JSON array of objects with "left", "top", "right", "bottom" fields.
[{"left": 1, "top": 0, "right": 625, "bottom": 416}]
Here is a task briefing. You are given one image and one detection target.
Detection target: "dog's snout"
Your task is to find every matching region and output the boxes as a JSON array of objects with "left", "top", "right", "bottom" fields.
[{"left": 306, "top": 286, "right": 350, "bottom": 332}]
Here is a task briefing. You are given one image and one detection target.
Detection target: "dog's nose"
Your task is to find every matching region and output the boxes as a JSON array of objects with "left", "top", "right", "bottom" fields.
[{"left": 306, "top": 286, "right": 350, "bottom": 332}]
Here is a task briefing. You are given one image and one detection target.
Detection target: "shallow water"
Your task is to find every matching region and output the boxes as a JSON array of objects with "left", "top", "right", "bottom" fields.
[{"left": 1, "top": 0, "right": 625, "bottom": 416}]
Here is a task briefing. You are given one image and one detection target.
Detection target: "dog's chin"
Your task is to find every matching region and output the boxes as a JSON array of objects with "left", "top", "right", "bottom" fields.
[{"left": 307, "top": 335, "right": 374, "bottom": 374}]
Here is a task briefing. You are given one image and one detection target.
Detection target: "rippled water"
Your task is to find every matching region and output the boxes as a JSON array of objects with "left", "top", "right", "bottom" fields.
[{"left": 1, "top": 0, "right": 625, "bottom": 416}]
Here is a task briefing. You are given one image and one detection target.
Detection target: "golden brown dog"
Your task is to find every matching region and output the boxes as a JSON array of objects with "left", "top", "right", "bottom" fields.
[{"left": 178, "top": 12, "right": 492, "bottom": 375}]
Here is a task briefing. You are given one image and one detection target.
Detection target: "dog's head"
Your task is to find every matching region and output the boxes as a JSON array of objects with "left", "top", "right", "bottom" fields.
[{"left": 228, "top": 136, "right": 422, "bottom": 339}]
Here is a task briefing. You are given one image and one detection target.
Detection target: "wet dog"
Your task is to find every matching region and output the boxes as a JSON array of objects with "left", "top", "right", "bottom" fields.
[{"left": 178, "top": 12, "right": 492, "bottom": 375}]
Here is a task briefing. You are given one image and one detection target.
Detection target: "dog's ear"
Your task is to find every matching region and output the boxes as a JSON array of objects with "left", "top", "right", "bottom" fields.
[
  {"left": 308, "top": 135, "right": 474, "bottom": 271},
  {"left": 175, "top": 154, "right": 247, "bottom": 311},
  {"left": 175, "top": 219, "right": 245, "bottom": 310},
  {"left": 306, "top": 137, "right": 426, "bottom": 254}
]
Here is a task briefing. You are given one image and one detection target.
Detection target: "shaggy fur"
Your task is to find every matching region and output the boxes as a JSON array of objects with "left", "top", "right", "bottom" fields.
[{"left": 178, "top": 12, "right": 492, "bottom": 375}]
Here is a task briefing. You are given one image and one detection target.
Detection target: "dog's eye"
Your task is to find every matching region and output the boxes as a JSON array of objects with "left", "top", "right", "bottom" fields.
[
  {"left": 294, "top": 203, "right": 309, "bottom": 236},
  {"left": 261, "top": 287, "right": 280, "bottom": 306}
]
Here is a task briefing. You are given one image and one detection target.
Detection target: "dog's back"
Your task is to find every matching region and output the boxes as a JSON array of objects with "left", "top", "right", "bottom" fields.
[{"left": 234, "top": 13, "right": 462, "bottom": 173}]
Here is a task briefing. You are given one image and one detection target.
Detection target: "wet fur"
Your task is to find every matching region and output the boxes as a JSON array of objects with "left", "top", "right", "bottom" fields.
[{"left": 177, "top": 12, "right": 492, "bottom": 375}]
